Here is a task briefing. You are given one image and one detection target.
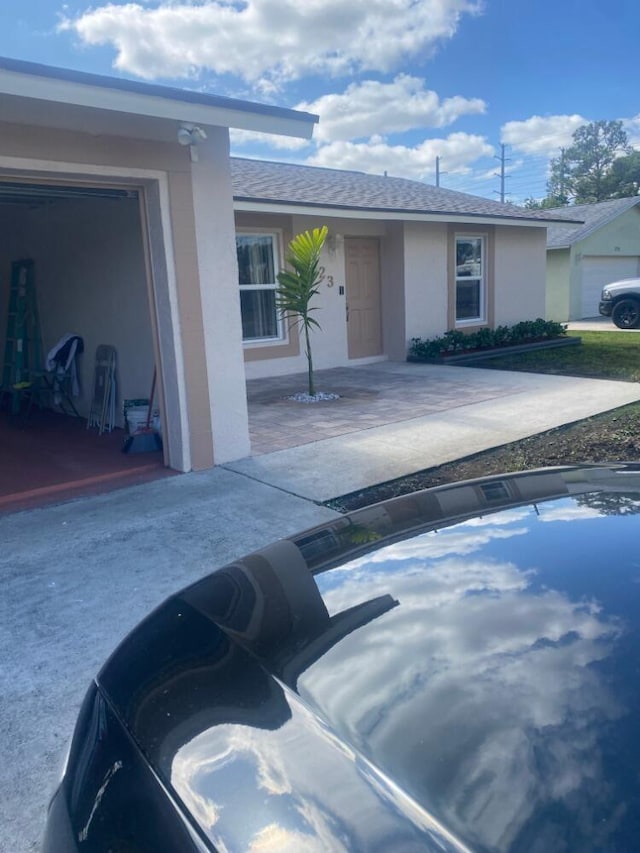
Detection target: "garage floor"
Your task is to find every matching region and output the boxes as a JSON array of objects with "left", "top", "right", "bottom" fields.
[{"left": 0, "top": 409, "right": 168, "bottom": 514}]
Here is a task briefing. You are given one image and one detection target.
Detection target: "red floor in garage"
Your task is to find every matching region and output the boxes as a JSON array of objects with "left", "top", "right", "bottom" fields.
[{"left": 0, "top": 409, "right": 171, "bottom": 514}]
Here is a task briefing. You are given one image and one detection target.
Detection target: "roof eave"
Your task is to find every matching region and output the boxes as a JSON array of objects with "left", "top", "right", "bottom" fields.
[
  {"left": 234, "top": 197, "right": 559, "bottom": 226},
  {"left": 0, "top": 57, "right": 318, "bottom": 138}
]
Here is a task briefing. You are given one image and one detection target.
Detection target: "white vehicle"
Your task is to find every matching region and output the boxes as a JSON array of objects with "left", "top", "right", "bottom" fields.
[{"left": 599, "top": 277, "right": 640, "bottom": 328}]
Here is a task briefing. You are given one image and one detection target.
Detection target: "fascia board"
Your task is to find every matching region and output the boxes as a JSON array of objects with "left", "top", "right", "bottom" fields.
[
  {"left": 233, "top": 199, "right": 553, "bottom": 228},
  {"left": 0, "top": 69, "right": 317, "bottom": 138}
]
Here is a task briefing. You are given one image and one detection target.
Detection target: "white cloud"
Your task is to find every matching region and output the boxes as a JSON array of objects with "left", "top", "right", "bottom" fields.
[
  {"left": 60, "top": 0, "right": 483, "bottom": 84},
  {"left": 298, "top": 75, "right": 485, "bottom": 142},
  {"left": 623, "top": 114, "right": 640, "bottom": 148},
  {"left": 501, "top": 114, "right": 587, "bottom": 157},
  {"left": 230, "top": 74, "right": 485, "bottom": 157},
  {"left": 306, "top": 133, "right": 494, "bottom": 181}
]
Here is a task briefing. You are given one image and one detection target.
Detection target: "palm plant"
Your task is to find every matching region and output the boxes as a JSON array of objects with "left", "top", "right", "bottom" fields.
[{"left": 276, "top": 225, "right": 328, "bottom": 397}]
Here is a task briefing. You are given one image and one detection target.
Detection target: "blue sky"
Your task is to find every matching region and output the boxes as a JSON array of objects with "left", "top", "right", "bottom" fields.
[{"left": 2, "top": 0, "right": 639, "bottom": 202}]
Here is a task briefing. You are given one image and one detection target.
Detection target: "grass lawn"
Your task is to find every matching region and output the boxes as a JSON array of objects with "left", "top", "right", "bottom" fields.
[{"left": 468, "top": 330, "right": 640, "bottom": 382}]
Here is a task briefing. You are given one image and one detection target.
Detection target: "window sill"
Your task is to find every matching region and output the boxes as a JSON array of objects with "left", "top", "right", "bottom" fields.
[
  {"left": 455, "top": 318, "right": 486, "bottom": 329},
  {"left": 243, "top": 338, "right": 286, "bottom": 348}
]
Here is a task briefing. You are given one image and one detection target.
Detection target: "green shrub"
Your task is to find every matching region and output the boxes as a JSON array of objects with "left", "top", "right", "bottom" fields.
[{"left": 408, "top": 318, "right": 567, "bottom": 361}]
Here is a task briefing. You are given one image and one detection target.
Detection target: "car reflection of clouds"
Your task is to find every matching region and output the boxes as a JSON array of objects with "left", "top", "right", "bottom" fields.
[
  {"left": 302, "top": 528, "right": 624, "bottom": 851},
  {"left": 536, "top": 502, "right": 603, "bottom": 523},
  {"left": 335, "top": 516, "right": 532, "bottom": 573},
  {"left": 172, "top": 725, "right": 347, "bottom": 851},
  {"left": 171, "top": 695, "right": 471, "bottom": 852},
  {"left": 247, "top": 821, "right": 337, "bottom": 853}
]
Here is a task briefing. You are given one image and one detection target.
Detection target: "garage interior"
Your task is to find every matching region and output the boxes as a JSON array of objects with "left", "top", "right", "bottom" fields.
[{"left": 0, "top": 179, "right": 168, "bottom": 513}]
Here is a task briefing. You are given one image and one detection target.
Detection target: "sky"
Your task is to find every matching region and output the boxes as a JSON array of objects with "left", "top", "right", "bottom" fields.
[{"left": 2, "top": 0, "right": 640, "bottom": 203}]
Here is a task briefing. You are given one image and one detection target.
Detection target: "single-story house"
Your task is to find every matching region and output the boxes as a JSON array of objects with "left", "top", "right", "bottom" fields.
[
  {"left": 545, "top": 197, "right": 640, "bottom": 321},
  {"left": 0, "top": 56, "right": 575, "bottom": 482},
  {"left": 231, "top": 157, "right": 576, "bottom": 380}
]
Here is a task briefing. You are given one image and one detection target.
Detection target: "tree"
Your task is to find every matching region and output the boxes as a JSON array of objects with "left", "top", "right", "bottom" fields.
[
  {"left": 547, "top": 120, "right": 631, "bottom": 203},
  {"left": 523, "top": 195, "right": 568, "bottom": 210},
  {"left": 276, "top": 225, "right": 328, "bottom": 397},
  {"left": 604, "top": 149, "right": 640, "bottom": 198}
]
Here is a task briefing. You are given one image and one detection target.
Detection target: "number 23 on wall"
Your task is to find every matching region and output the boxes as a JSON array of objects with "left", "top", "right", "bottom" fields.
[{"left": 318, "top": 266, "right": 335, "bottom": 287}]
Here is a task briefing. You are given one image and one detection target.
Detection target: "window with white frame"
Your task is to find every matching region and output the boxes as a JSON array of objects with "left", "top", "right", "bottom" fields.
[
  {"left": 236, "top": 232, "right": 283, "bottom": 342},
  {"left": 455, "top": 235, "right": 485, "bottom": 324}
]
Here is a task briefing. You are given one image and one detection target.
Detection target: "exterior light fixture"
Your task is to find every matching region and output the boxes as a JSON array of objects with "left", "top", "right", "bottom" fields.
[{"left": 177, "top": 124, "right": 208, "bottom": 161}]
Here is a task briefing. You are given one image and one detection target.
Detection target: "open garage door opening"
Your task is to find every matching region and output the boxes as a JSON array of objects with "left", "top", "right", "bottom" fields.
[{"left": 0, "top": 178, "right": 171, "bottom": 512}]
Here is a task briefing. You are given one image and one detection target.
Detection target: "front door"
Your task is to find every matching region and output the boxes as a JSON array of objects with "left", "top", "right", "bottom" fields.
[{"left": 345, "top": 237, "right": 382, "bottom": 358}]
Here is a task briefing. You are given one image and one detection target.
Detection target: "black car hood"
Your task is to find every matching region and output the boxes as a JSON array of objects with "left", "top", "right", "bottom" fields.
[{"left": 98, "top": 465, "right": 640, "bottom": 852}]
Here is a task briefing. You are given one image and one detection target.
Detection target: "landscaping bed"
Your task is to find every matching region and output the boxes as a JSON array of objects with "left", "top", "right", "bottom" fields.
[
  {"left": 408, "top": 318, "right": 568, "bottom": 362},
  {"left": 425, "top": 335, "right": 579, "bottom": 364}
]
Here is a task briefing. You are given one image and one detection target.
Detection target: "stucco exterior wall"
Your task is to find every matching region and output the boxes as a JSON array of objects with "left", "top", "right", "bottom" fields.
[
  {"left": 380, "top": 221, "right": 406, "bottom": 361},
  {"left": 493, "top": 225, "right": 547, "bottom": 324},
  {"left": 190, "top": 132, "right": 250, "bottom": 464},
  {"left": 545, "top": 248, "right": 571, "bottom": 321},
  {"left": 403, "top": 221, "right": 449, "bottom": 343},
  {"left": 578, "top": 206, "right": 640, "bottom": 257},
  {"left": 242, "top": 214, "right": 388, "bottom": 379}
]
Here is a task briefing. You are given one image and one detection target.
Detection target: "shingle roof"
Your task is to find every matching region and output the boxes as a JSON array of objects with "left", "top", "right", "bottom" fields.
[
  {"left": 231, "top": 158, "right": 580, "bottom": 224},
  {"left": 545, "top": 197, "right": 640, "bottom": 249}
]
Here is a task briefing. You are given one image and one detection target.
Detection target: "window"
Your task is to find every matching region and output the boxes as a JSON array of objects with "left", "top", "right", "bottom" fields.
[
  {"left": 455, "top": 236, "right": 485, "bottom": 324},
  {"left": 236, "top": 232, "right": 283, "bottom": 343}
]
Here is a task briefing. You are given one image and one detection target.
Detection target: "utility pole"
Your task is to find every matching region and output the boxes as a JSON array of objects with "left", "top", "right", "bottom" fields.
[
  {"left": 558, "top": 148, "right": 567, "bottom": 201},
  {"left": 493, "top": 143, "right": 511, "bottom": 203},
  {"left": 435, "top": 156, "right": 447, "bottom": 187}
]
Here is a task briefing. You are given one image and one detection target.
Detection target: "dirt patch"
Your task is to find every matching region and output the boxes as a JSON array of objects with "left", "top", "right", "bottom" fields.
[{"left": 327, "top": 401, "right": 640, "bottom": 512}]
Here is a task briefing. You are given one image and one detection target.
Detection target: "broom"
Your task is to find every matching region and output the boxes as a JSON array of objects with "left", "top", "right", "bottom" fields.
[{"left": 122, "top": 368, "right": 163, "bottom": 454}]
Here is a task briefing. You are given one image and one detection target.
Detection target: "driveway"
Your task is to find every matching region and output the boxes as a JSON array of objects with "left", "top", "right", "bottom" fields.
[
  {"left": 4, "top": 360, "right": 640, "bottom": 851},
  {"left": 566, "top": 316, "right": 640, "bottom": 332},
  {"left": 241, "top": 361, "right": 640, "bottom": 501}
]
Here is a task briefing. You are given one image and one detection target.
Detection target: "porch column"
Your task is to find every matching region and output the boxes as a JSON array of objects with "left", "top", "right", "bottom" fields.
[{"left": 189, "top": 127, "right": 250, "bottom": 464}]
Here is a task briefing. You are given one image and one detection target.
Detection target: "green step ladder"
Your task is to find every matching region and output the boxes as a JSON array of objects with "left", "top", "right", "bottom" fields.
[{"left": 1, "top": 259, "right": 42, "bottom": 414}]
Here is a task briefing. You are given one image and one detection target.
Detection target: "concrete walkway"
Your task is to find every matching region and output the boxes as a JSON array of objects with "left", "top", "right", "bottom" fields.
[
  {"left": 4, "top": 361, "right": 640, "bottom": 851},
  {"left": 566, "top": 316, "right": 640, "bottom": 332},
  {"left": 235, "top": 362, "right": 640, "bottom": 501}
]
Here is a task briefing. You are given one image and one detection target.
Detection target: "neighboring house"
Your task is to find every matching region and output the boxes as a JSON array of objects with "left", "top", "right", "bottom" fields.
[
  {"left": 545, "top": 197, "right": 640, "bottom": 321},
  {"left": 0, "top": 57, "right": 316, "bottom": 473},
  {"left": 231, "top": 158, "right": 577, "bottom": 379}
]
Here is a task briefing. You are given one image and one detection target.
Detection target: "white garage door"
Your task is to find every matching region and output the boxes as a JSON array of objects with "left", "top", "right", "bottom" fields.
[{"left": 581, "top": 256, "right": 640, "bottom": 318}]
